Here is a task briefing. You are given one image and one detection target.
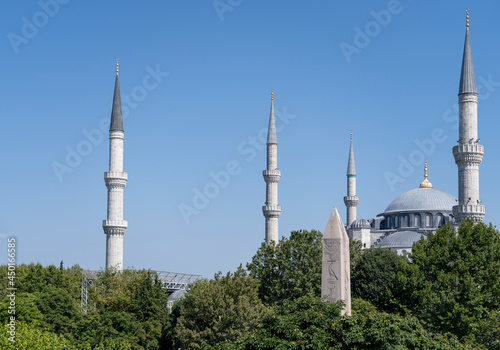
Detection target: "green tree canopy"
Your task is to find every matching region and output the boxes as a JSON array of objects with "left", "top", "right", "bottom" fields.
[
  {"left": 236, "top": 296, "right": 471, "bottom": 350},
  {"left": 171, "top": 265, "right": 266, "bottom": 349},
  {"left": 247, "top": 230, "right": 323, "bottom": 305},
  {"left": 390, "top": 220, "right": 500, "bottom": 343},
  {"left": 351, "top": 247, "right": 404, "bottom": 311}
]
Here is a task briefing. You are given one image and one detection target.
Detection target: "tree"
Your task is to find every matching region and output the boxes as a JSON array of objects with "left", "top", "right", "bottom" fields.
[
  {"left": 35, "top": 286, "right": 81, "bottom": 335},
  {"left": 236, "top": 296, "right": 471, "bottom": 350},
  {"left": 171, "top": 265, "right": 266, "bottom": 349},
  {"left": 351, "top": 247, "right": 404, "bottom": 311},
  {"left": 390, "top": 220, "right": 500, "bottom": 343},
  {"left": 0, "top": 322, "right": 70, "bottom": 349},
  {"left": 247, "top": 230, "right": 323, "bottom": 305},
  {"left": 0, "top": 293, "right": 42, "bottom": 326}
]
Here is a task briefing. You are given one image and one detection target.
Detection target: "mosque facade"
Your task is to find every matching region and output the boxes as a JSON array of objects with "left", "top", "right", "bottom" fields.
[
  {"left": 344, "top": 14, "right": 485, "bottom": 255},
  {"left": 261, "top": 13, "right": 486, "bottom": 254}
]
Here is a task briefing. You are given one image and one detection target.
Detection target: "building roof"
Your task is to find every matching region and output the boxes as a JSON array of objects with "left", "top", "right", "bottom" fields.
[
  {"left": 382, "top": 187, "right": 457, "bottom": 214},
  {"left": 351, "top": 218, "right": 370, "bottom": 229},
  {"left": 378, "top": 230, "right": 424, "bottom": 249},
  {"left": 459, "top": 27, "right": 477, "bottom": 95}
]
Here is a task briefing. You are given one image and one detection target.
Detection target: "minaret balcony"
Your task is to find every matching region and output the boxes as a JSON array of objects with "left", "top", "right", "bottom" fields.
[
  {"left": 262, "top": 205, "right": 282, "bottom": 218},
  {"left": 104, "top": 171, "right": 128, "bottom": 180},
  {"left": 453, "top": 143, "right": 484, "bottom": 155},
  {"left": 453, "top": 144, "right": 484, "bottom": 165},
  {"left": 263, "top": 169, "right": 281, "bottom": 183},
  {"left": 103, "top": 220, "right": 128, "bottom": 235},
  {"left": 344, "top": 195, "right": 359, "bottom": 207},
  {"left": 104, "top": 172, "right": 128, "bottom": 188}
]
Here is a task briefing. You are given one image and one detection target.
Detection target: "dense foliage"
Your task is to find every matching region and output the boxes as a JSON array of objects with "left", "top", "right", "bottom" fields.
[
  {"left": 0, "top": 264, "right": 169, "bottom": 349},
  {"left": 351, "top": 247, "right": 404, "bottom": 311},
  {"left": 168, "top": 265, "right": 266, "bottom": 349},
  {"left": 390, "top": 220, "right": 500, "bottom": 344},
  {"left": 247, "top": 230, "right": 323, "bottom": 305},
  {"left": 1, "top": 220, "right": 498, "bottom": 348}
]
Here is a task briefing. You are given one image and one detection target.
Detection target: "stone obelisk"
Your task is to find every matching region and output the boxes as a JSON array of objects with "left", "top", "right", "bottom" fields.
[{"left": 322, "top": 207, "right": 351, "bottom": 316}]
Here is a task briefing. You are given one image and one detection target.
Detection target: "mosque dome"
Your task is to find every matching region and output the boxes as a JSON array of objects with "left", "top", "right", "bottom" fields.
[
  {"left": 351, "top": 219, "right": 371, "bottom": 229},
  {"left": 383, "top": 161, "right": 457, "bottom": 214},
  {"left": 383, "top": 187, "right": 457, "bottom": 214},
  {"left": 378, "top": 230, "right": 424, "bottom": 249}
]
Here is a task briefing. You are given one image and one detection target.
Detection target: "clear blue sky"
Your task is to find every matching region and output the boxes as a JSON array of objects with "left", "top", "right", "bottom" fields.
[{"left": 1, "top": 1, "right": 499, "bottom": 278}]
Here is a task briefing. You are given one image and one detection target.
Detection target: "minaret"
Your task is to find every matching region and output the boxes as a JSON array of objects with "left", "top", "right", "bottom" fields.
[
  {"left": 103, "top": 59, "right": 128, "bottom": 270},
  {"left": 344, "top": 131, "right": 359, "bottom": 228},
  {"left": 452, "top": 10, "right": 485, "bottom": 224},
  {"left": 262, "top": 91, "right": 281, "bottom": 244}
]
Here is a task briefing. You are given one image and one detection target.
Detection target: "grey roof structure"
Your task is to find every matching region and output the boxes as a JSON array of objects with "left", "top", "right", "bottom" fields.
[
  {"left": 351, "top": 218, "right": 370, "bottom": 229},
  {"left": 110, "top": 73, "right": 124, "bottom": 132},
  {"left": 267, "top": 92, "right": 277, "bottom": 144},
  {"left": 378, "top": 230, "right": 424, "bottom": 249},
  {"left": 168, "top": 289, "right": 186, "bottom": 302},
  {"left": 383, "top": 187, "right": 457, "bottom": 214},
  {"left": 347, "top": 132, "right": 356, "bottom": 176},
  {"left": 458, "top": 27, "right": 477, "bottom": 95}
]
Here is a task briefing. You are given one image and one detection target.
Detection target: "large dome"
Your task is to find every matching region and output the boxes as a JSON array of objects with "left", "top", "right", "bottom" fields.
[{"left": 383, "top": 187, "right": 457, "bottom": 214}]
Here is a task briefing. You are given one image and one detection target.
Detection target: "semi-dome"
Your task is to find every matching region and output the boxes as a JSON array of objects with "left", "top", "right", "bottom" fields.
[
  {"left": 383, "top": 187, "right": 457, "bottom": 214},
  {"left": 351, "top": 219, "right": 371, "bottom": 229},
  {"left": 378, "top": 230, "right": 424, "bottom": 249}
]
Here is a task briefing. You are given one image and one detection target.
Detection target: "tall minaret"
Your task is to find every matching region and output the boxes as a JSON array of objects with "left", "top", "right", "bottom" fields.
[
  {"left": 103, "top": 59, "right": 128, "bottom": 270},
  {"left": 452, "top": 10, "right": 485, "bottom": 224},
  {"left": 344, "top": 131, "right": 359, "bottom": 228},
  {"left": 262, "top": 91, "right": 281, "bottom": 244}
]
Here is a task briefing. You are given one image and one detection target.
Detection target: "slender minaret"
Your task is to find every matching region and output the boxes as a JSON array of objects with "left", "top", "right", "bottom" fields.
[
  {"left": 262, "top": 91, "right": 281, "bottom": 244},
  {"left": 344, "top": 131, "right": 359, "bottom": 228},
  {"left": 103, "top": 59, "right": 128, "bottom": 270},
  {"left": 452, "top": 10, "right": 485, "bottom": 224}
]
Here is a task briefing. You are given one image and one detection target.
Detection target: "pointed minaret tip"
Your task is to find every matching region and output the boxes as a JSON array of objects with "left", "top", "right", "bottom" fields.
[
  {"left": 459, "top": 8, "right": 477, "bottom": 95},
  {"left": 110, "top": 60, "right": 124, "bottom": 132},
  {"left": 267, "top": 90, "right": 277, "bottom": 144},
  {"left": 347, "top": 131, "right": 356, "bottom": 176},
  {"left": 324, "top": 207, "right": 348, "bottom": 240}
]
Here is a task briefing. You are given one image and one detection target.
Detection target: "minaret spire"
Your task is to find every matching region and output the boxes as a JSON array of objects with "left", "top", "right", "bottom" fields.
[
  {"left": 452, "top": 11, "right": 485, "bottom": 224},
  {"left": 344, "top": 131, "right": 359, "bottom": 228},
  {"left": 103, "top": 60, "right": 128, "bottom": 270},
  {"left": 458, "top": 9, "right": 477, "bottom": 95},
  {"left": 262, "top": 91, "right": 281, "bottom": 244}
]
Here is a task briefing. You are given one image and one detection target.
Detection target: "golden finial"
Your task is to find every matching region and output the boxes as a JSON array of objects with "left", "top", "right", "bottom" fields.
[
  {"left": 271, "top": 89, "right": 274, "bottom": 101},
  {"left": 466, "top": 8, "right": 469, "bottom": 28},
  {"left": 419, "top": 160, "right": 433, "bottom": 188},
  {"left": 116, "top": 58, "right": 119, "bottom": 75}
]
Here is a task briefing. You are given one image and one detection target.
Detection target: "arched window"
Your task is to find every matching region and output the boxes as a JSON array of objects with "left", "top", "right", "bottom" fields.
[
  {"left": 436, "top": 214, "right": 443, "bottom": 227},
  {"left": 425, "top": 214, "right": 433, "bottom": 227},
  {"left": 414, "top": 213, "right": 421, "bottom": 227}
]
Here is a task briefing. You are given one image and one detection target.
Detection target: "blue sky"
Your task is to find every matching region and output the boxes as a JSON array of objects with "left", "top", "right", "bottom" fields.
[{"left": 1, "top": 1, "right": 499, "bottom": 278}]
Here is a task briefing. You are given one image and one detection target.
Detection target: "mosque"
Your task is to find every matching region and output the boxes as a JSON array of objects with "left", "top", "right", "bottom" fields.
[
  {"left": 262, "top": 11, "right": 486, "bottom": 255},
  {"left": 101, "top": 13, "right": 486, "bottom": 270}
]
